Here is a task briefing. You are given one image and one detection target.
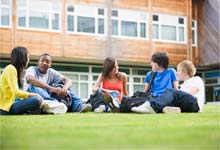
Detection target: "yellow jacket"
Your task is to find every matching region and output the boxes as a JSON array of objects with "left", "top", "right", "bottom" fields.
[{"left": 0, "top": 65, "right": 29, "bottom": 112}]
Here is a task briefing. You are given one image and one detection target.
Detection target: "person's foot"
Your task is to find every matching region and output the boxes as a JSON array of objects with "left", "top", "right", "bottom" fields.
[
  {"left": 131, "top": 101, "right": 156, "bottom": 114},
  {"left": 103, "top": 92, "right": 120, "bottom": 113},
  {"left": 94, "top": 105, "right": 105, "bottom": 113},
  {"left": 79, "top": 104, "right": 92, "bottom": 113},
  {"left": 162, "top": 106, "right": 181, "bottom": 114}
]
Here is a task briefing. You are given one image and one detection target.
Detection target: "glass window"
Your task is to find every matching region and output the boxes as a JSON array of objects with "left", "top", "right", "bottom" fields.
[
  {"left": 18, "top": 9, "right": 26, "bottom": 27},
  {"left": 112, "top": 10, "right": 118, "bottom": 17},
  {"left": 67, "top": 5, "right": 106, "bottom": 35},
  {"left": 134, "top": 85, "right": 145, "bottom": 92},
  {"left": 153, "top": 24, "right": 159, "bottom": 39},
  {"left": 17, "top": 0, "right": 61, "bottom": 31},
  {"left": 1, "top": 7, "right": 9, "bottom": 25},
  {"left": 179, "top": 18, "right": 184, "bottom": 24},
  {"left": 112, "top": 20, "right": 118, "bottom": 35},
  {"left": 29, "top": 11, "right": 49, "bottom": 29},
  {"left": 0, "top": 0, "right": 11, "bottom": 27},
  {"left": 153, "top": 14, "right": 186, "bottom": 43},
  {"left": 80, "top": 83, "right": 88, "bottom": 99},
  {"left": 192, "top": 20, "right": 197, "bottom": 46},
  {"left": 52, "top": 13, "right": 59, "bottom": 30},
  {"left": 98, "top": 8, "right": 104, "bottom": 15},
  {"left": 98, "top": 18, "right": 104, "bottom": 34},
  {"left": 111, "top": 9, "right": 147, "bottom": 39},
  {"left": 67, "top": 15, "right": 74, "bottom": 31},
  {"left": 140, "top": 23, "right": 146, "bottom": 38},
  {"left": 153, "top": 15, "right": 158, "bottom": 21},
  {"left": 80, "top": 75, "right": 88, "bottom": 81},
  {"left": 77, "top": 16, "right": 95, "bottom": 33},
  {"left": 161, "top": 25, "right": 176, "bottom": 41},
  {"left": 67, "top": 5, "right": 74, "bottom": 12},
  {"left": 192, "top": 30, "right": 195, "bottom": 44},
  {"left": 121, "top": 21, "right": 137, "bottom": 37},
  {"left": 179, "top": 27, "right": 184, "bottom": 42}
]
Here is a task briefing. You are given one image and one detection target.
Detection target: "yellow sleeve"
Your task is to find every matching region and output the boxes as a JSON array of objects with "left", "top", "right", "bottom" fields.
[{"left": 6, "top": 65, "right": 30, "bottom": 98}]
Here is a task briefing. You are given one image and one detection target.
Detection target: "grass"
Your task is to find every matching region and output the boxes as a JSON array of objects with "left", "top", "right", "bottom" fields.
[{"left": 0, "top": 104, "right": 219, "bottom": 150}]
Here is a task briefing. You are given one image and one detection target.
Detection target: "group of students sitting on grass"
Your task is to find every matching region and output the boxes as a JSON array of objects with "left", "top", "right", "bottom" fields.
[{"left": 0, "top": 47, "right": 205, "bottom": 115}]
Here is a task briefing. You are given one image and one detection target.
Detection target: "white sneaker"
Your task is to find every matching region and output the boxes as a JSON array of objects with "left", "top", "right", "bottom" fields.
[
  {"left": 162, "top": 106, "right": 181, "bottom": 114},
  {"left": 94, "top": 105, "right": 105, "bottom": 113},
  {"left": 131, "top": 101, "right": 156, "bottom": 114}
]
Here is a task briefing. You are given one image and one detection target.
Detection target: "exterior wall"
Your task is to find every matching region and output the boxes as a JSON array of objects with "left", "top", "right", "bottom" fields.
[{"left": 0, "top": 0, "right": 194, "bottom": 66}]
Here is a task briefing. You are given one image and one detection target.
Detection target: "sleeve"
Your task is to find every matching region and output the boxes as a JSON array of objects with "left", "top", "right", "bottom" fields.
[
  {"left": 49, "top": 68, "right": 64, "bottom": 84},
  {"left": 25, "top": 66, "right": 36, "bottom": 78},
  {"left": 144, "top": 71, "right": 152, "bottom": 84},
  {"left": 192, "top": 77, "right": 204, "bottom": 89},
  {"left": 6, "top": 66, "right": 29, "bottom": 98},
  {"left": 170, "top": 68, "right": 178, "bottom": 81}
]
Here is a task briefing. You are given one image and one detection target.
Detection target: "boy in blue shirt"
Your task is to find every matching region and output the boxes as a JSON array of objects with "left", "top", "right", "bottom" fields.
[{"left": 144, "top": 52, "right": 178, "bottom": 96}]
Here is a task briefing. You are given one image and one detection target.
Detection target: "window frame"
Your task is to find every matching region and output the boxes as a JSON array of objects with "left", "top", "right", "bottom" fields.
[
  {"left": 16, "top": 0, "right": 61, "bottom": 32},
  {"left": 0, "top": 0, "right": 12, "bottom": 28},
  {"left": 66, "top": 4, "right": 107, "bottom": 36},
  {"left": 192, "top": 20, "right": 198, "bottom": 47},
  {"left": 152, "top": 13, "right": 187, "bottom": 44},
  {"left": 111, "top": 9, "right": 148, "bottom": 40}
]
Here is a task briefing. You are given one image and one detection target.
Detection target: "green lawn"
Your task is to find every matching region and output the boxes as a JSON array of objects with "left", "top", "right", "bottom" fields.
[{"left": 1, "top": 104, "right": 219, "bottom": 150}]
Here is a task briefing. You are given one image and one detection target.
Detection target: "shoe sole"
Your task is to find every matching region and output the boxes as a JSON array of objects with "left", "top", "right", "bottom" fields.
[
  {"left": 163, "top": 107, "right": 181, "bottom": 114},
  {"left": 103, "top": 92, "right": 119, "bottom": 113},
  {"left": 80, "top": 105, "right": 92, "bottom": 113}
]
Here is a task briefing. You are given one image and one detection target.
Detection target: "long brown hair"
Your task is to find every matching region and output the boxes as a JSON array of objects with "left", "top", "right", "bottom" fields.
[
  {"left": 102, "top": 57, "right": 116, "bottom": 79},
  {"left": 10, "top": 47, "right": 29, "bottom": 87}
]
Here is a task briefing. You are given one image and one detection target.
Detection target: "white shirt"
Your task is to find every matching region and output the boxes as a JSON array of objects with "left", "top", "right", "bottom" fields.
[{"left": 180, "top": 76, "right": 205, "bottom": 112}]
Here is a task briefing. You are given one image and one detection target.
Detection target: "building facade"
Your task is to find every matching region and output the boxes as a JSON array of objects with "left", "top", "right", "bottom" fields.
[{"left": 0, "top": 0, "right": 219, "bottom": 101}]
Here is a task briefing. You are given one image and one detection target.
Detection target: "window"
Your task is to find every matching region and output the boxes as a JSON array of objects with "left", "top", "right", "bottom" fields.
[
  {"left": 17, "top": 0, "right": 61, "bottom": 31},
  {"left": 192, "top": 20, "right": 197, "bottom": 47},
  {"left": 0, "top": 0, "right": 11, "bottom": 27},
  {"left": 66, "top": 5, "right": 106, "bottom": 36},
  {"left": 111, "top": 9, "right": 147, "bottom": 39},
  {"left": 153, "top": 14, "right": 187, "bottom": 43}
]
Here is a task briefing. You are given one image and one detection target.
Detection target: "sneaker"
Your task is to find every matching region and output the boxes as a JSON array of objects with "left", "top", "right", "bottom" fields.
[
  {"left": 131, "top": 101, "right": 156, "bottom": 114},
  {"left": 103, "top": 92, "right": 120, "bottom": 113},
  {"left": 94, "top": 105, "right": 105, "bottom": 113},
  {"left": 79, "top": 104, "right": 92, "bottom": 113},
  {"left": 162, "top": 106, "right": 181, "bottom": 114}
]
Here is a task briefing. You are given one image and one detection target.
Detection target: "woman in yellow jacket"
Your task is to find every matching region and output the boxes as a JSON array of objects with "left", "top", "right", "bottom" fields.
[{"left": 0, "top": 47, "right": 44, "bottom": 115}]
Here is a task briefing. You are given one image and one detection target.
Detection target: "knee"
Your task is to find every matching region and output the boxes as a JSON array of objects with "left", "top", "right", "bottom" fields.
[{"left": 32, "top": 96, "right": 42, "bottom": 107}]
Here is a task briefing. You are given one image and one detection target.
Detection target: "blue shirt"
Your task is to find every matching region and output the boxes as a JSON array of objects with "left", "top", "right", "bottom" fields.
[{"left": 145, "top": 68, "right": 177, "bottom": 96}]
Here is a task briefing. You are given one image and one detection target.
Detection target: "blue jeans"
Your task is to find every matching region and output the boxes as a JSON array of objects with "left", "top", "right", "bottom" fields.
[
  {"left": 149, "top": 89, "right": 200, "bottom": 113},
  {"left": 0, "top": 96, "right": 41, "bottom": 115},
  {"left": 27, "top": 86, "right": 85, "bottom": 112}
]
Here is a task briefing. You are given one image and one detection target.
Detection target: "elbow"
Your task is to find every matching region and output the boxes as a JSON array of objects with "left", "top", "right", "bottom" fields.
[{"left": 26, "top": 75, "right": 35, "bottom": 84}]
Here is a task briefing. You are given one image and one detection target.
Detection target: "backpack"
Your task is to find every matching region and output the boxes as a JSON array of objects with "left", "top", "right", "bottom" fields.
[
  {"left": 50, "top": 83, "right": 73, "bottom": 110},
  {"left": 86, "top": 88, "right": 106, "bottom": 110},
  {"left": 120, "top": 71, "right": 157, "bottom": 113}
]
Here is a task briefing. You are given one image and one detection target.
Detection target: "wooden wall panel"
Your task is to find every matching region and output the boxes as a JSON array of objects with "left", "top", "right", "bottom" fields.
[
  {"left": 15, "top": 30, "right": 62, "bottom": 57},
  {"left": 151, "top": 42, "right": 187, "bottom": 65},
  {"left": 0, "top": 29, "right": 13, "bottom": 53},
  {"left": 111, "top": 38, "right": 149, "bottom": 62},
  {"left": 152, "top": 0, "right": 188, "bottom": 16},
  {"left": 112, "top": 0, "right": 148, "bottom": 11},
  {"left": 64, "top": 34, "right": 106, "bottom": 59}
]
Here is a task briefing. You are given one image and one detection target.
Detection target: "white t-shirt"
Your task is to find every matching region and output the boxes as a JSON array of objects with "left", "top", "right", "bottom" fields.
[{"left": 180, "top": 76, "right": 205, "bottom": 112}]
